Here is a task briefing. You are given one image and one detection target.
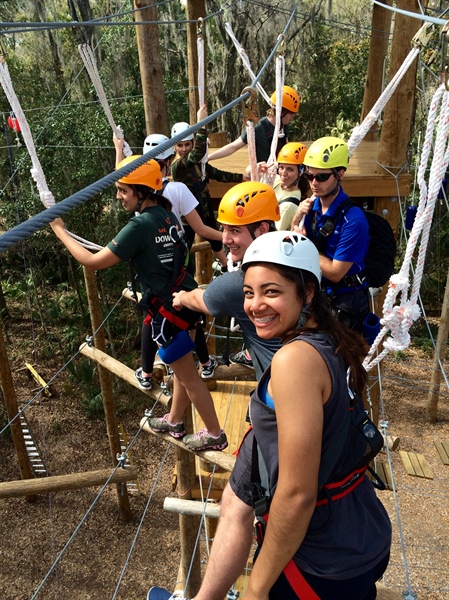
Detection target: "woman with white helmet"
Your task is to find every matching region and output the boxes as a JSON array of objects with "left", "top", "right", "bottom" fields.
[
  {"left": 179, "top": 231, "right": 391, "bottom": 599},
  {"left": 170, "top": 104, "right": 247, "bottom": 270}
]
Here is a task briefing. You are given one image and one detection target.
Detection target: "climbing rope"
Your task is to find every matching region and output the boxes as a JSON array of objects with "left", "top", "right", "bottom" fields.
[
  {"left": 224, "top": 21, "right": 271, "bottom": 106},
  {"left": 0, "top": 58, "right": 103, "bottom": 251},
  {"left": 196, "top": 29, "right": 208, "bottom": 181},
  {"left": 78, "top": 43, "right": 132, "bottom": 158},
  {"left": 364, "top": 83, "right": 449, "bottom": 372},
  {"left": 260, "top": 54, "right": 285, "bottom": 186}
]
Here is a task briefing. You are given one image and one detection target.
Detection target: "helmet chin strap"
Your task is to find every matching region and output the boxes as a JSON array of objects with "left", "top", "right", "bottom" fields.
[
  {"left": 320, "top": 169, "right": 341, "bottom": 200},
  {"left": 296, "top": 302, "right": 311, "bottom": 328}
]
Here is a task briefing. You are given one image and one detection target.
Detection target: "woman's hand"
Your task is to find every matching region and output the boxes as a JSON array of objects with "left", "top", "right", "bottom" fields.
[
  {"left": 49, "top": 217, "right": 65, "bottom": 233},
  {"left": 197, "top": 103, "right": 208, "bottom": 123}
]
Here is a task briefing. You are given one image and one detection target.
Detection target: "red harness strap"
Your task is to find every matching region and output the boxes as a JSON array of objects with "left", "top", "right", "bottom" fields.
[
  {"left": 315, "top": 466, "right": 366, "bottom": 507},
  {"left": 158, "top": 305, "right": 190, "bottom": 330},
  {"left": 283, "top": 560, "right": 321, "bottom": 599}
]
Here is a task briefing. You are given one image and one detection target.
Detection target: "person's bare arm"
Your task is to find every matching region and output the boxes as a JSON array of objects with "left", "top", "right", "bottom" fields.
[
  {"left": 113, "top": 134, "right": 125, "bottom": 168},
  {"left": 172, "top": 288, "right": 208, "bottom": 313},
  {"left": 208, "top": 137, "right": 246, "bottom": 161},
  {"left": 50, "top": 218, "right": 120, "bottom": 270},
  {"left": 184, "top": 209, "right": 222, "bottom": 242},
  {"left": 319, "top": 255, "right": 353, "bottom": 282}
]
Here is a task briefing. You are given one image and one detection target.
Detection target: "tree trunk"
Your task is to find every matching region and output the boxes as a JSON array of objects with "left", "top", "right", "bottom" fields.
[{"left": 134, "top": 0, "right": 169, "bottom": 136}]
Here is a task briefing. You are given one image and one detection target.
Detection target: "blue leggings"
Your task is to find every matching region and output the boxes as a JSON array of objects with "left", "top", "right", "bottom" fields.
[{"left": 268, "top": 552, "right": 390, "bottom": 600}]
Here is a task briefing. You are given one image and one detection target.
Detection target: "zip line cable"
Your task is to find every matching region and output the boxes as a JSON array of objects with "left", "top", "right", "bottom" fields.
[{"left": 0, "top": 0, "right": 300, "bottom": 253}]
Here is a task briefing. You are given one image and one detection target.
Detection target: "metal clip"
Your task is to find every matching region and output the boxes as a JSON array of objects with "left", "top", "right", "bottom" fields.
[
  {"left": 116, "top": 452, "right": 126, "bottom": 468},
  {"left": 85, "top": 335, "right": 93, "bottom": 346},
  {"left": 197, "top": 17, "right": 203, "bottom": 36},
  {"left": 412, "top": 22, "right": 435, "bottom": 49},
  {"left": 441, "top": 21, "right": 449, "bottom": 90},
  {"left": 241, "top": 87, "right": 259, "bottom": 125}
]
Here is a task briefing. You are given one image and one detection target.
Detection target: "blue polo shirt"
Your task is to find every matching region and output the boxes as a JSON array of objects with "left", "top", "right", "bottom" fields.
[{"left": 305, "top": 188, "right": 369, "bottom": 291}]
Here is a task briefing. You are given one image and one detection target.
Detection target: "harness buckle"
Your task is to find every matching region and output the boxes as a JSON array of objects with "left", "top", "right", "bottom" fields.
[{"left": 241, "top": 87, "right": 259, "bottom": 125}]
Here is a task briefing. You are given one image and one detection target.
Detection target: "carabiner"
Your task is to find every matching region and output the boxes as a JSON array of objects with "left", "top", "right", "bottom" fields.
[{"left": 241, "top": 86, "right": 259, "bottom": 125}]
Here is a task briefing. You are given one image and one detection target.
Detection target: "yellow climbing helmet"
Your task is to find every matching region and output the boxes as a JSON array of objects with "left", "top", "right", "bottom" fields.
[
  {"left": 217, "top": 182, "right": 280, "bottom": 225},
  {"left": 116, "top": 155, "right": 163, "bottom": 190},
  {"left": 303, "top": 137, "right": 349, "bottom": 170},
  {"left": 270, "top": 85, "right": 300, "bottom": 113},
  {"left": 277, "top": 142, "right": 307, "bottom": 165}
]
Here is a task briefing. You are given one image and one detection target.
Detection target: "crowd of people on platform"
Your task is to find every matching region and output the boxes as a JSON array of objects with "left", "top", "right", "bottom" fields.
[{"left": 49, "top": 84, "right": 391, "bottom": 600}]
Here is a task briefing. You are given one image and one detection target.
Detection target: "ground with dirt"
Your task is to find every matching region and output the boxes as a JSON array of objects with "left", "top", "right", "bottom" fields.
[{"left": 1, "top": 328, "right": 449, "bottom": 599}]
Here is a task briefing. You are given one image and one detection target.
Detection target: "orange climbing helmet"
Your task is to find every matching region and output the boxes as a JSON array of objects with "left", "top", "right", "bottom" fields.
[
  {"left": 116, "top": 155, "right": 163, "bottom": 190},
  {"left": 270, "top": 86, "right": 300, "bottom": 113},
  {"left": 217, "top": 182, "right": 280, "bottom": 226},
  {"left": 277, "top": 142, "right": 307, "bottom": 165}
]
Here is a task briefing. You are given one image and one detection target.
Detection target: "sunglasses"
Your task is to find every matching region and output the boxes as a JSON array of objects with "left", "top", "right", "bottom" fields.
[{"left": 304, "top": 172, "right": 334, "bottom": 182}]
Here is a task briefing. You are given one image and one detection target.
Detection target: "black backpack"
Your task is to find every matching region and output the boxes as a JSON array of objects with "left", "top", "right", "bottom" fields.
[{"left": 311, "top": 198, "right": 396, "bottom": 288}]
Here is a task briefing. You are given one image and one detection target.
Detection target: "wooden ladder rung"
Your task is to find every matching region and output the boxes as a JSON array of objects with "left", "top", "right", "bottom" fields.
[
  {"left": 434, "top": 441, "right": 449, "bottom": 465},
  {"left": 399, "top": 451, "right": 433, "bottom": 479}
]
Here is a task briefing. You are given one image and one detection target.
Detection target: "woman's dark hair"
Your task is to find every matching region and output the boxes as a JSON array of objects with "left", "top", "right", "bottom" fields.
[
  {"left": 130, "top": 184, "right": 172, "bottom": 212},
  {"left": 298, "top": 173, "right": 311, "bottom": 200},
  {"left": 246, "top": 220, "right": 277, "bottom": 237},
  {"left": 266, "top": 263, "right": 368, "bottom": 396}
]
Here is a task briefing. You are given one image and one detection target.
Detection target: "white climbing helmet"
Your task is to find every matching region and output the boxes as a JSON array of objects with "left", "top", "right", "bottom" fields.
[
  {"left": 143, "top": 133, "right": 174, "bottom": 159},
  {"left": 171, "top": 121, "right": 194, "bottom": 141},
  {"left": 242, "top": 230, "right": 322, "bottom": 284}
]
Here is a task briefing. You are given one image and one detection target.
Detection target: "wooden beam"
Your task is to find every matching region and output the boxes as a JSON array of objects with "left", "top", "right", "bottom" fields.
[
  {"left": 79, "top": 343, "right": 170, "bottom": 407},
  {"left": 164, "top": 497, "right": 221, "bottom": 519},
  {"left": 0, "top": 466, "right": 138, "bottom": 499},
  {"left": 140, "top": 417, "right": 236, "bottom": 472}
]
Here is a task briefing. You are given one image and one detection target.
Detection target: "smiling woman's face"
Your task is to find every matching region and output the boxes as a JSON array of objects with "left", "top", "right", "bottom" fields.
[
  {"left": 243, "top": 264, "right": 301, "bottom": 340},
  {"left": 115, "top": 182, "right": 139, "bottom": 213}
]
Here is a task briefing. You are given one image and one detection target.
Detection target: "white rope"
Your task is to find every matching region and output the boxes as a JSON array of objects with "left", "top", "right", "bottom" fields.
[
  {"left": 0, "top": 58, "right": 102, "bottom": 251},
  {"left": 224, "top": 22, "right": 271, "bottom": 106},
  {"left": 246, "top": 120, "right": 259, "bottom": 181},
  {"left": 197, "top": 35, "right": 208, "bottom": 181},
  {"left": 363, "top": 84, "right": 449, "bottom": 371},
  {"left": 78, "top": 44, "right": 132, "bottom": 157},
  {"left": 260, "top": 55, "right": 284, "bottom": 186},
  {"left": 348, "top": 48, "right": 420, "bottom": 157}
]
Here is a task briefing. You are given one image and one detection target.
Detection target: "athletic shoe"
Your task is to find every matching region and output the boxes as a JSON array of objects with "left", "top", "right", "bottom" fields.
[
  {"left": 183, "top": 428, "right": 228, "bottom": 451},
  {"left": 229, "top": 350, "right": 254, "bottom": 369},
  {"left": 149, "top": 413, "right": 186, "bottom": 438},
  {"left": 134, "top": 367, "right": 152, "bottom": 390},
  {"left": 147, "top": 587, "right": 188, "bottom": 600},
  {"left": 201, "top": 357, "right": 219, "bottom": 379}
]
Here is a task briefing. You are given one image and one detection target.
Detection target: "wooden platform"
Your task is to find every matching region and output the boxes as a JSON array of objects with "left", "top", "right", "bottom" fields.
[
  {"left": 172, "top": 379, "right": 254, "bottom": 497},
  {"left": 207, "top": 140, "right": 411, "bottom": 200}
]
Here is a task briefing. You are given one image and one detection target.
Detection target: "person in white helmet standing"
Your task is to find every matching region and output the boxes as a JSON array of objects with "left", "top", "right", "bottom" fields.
[{"left": 171, "top": 104, "right": 247, "bottom": 271}]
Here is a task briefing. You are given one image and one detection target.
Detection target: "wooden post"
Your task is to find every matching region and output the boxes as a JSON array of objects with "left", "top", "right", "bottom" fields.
[
  {"left": 134, "top": 0, "right": 169, "bottom": 136},
  {"left": 361, "top": 0, "right": 392, "bottom": 140},
  {"left": 427, "top": 268, "right": 449, "bottom": 421},
  {"left": 175, "top": 408, "right": 202, "bottom": 597},
  {"left": 376, "top": 0, "right": 420, "bottom": 176},
  {"left": 0, "top": 320, "right": 36, "bottom": 502},
  {"left": 83, "top": 267, "right": 132, "bottom": 521},
  {"left": 185, "top": 0, "right": 206, "bottom": 123}
]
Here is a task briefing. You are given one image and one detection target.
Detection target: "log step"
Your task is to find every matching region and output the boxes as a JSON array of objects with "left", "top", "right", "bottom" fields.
[{"left": 399, "top": 451, "right": 433, "bottom": 479}]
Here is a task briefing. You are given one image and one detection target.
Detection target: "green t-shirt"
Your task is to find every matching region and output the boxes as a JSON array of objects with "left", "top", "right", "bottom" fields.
[{"left": 107, "top": 206, "right": 196, "bottom": 297}]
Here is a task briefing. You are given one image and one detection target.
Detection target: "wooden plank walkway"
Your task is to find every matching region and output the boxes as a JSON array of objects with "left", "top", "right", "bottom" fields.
[{"left": 207, "top": 140, "right": 411, "bottom": 199}]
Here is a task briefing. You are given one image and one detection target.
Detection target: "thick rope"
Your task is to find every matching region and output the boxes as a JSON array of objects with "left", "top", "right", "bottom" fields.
[
  {"left": 197, "top": 34, "right": 208, "bottom": 181},
  {"left": 247, "top": 120, "right": 259, "bottom": 181},
  {"left": 78, "top": 44, "right": 132, "bottom": 157},
  {"left": 364, "top": 84, "right": 449, "bottom": 371},
  {"left": 348, "top": 48, "right": 420, "bottom": 157},
  {"left": 0, "top": 58, "right": 103, "bottom": 251},
  {"left": 260, "top": 54, "right": 284, "bottom": 186},
  {"left": 224, "top": 22, "right": 271, "bottom": 106}
]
